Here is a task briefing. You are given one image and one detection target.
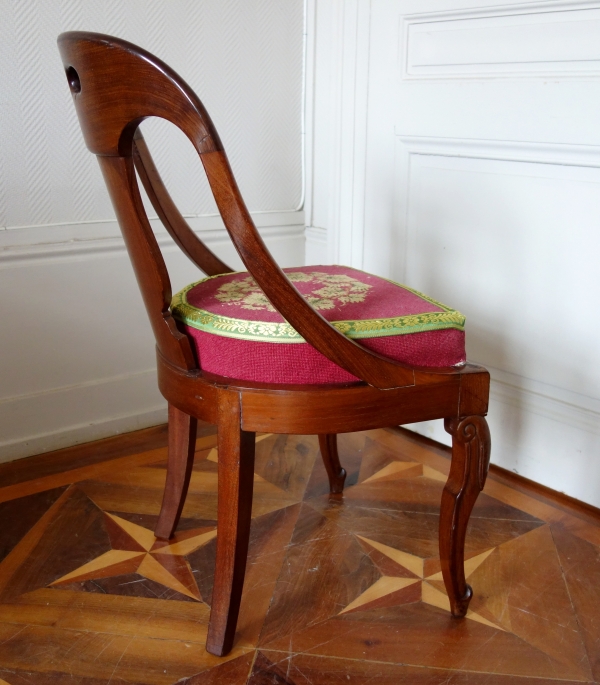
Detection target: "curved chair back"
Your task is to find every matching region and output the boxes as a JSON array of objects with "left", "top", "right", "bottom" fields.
[{"left": 58, "top": 32, "right": 415, "bottom": 387}]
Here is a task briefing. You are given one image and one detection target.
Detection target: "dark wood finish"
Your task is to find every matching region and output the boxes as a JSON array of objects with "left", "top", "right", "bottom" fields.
[
  {"left": 395, "top": 424, "right": 600, "bottom": 526},
  {"left": 238, "top": 372, "right": 465, "bottom": 434},
  {"left": 156, "top": 348, "right": 474, "bottom": 435},
  {"left": 318, "top": 435, "right": 346, "bottom": 494},
  {"left": 58, "top": 31, "right": 492, "bottom": 656},
  {"left": 132, "top": 130, "right": 233, "bottom": 277},
  {"left": 207, "top": 391, "right": 256, "bottom": 656},
  {"left": 155, "top": 404, "right": 198, "bottom": 540},
  {"left": 3, "top": 427, "right": 600, "bottom": 683},
  {"left": 199, "top": 149, "right": 414, "bottom": 389},
  {"left": 441, "top": 416, "right": 491, "bottom": 616},
  {"left": 98, "top": 154, "right": 197, "bottom": 371}
]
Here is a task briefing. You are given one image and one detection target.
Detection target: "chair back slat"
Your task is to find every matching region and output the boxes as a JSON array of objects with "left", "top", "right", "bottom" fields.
[
  {"left": 58, "top": 32, "right": 221, "bottom": 157},
  {"left": 200, "top": 150, "right": 415, "bottom": 388},
  {"left": 132, "top": 132, "right": 233, "bottom": 277},
  {"left": 99, "top": 155, "right": 197, "bottom": 370},
  {"left": 59, "top": 31, "right": 416, "bottom": 388}
]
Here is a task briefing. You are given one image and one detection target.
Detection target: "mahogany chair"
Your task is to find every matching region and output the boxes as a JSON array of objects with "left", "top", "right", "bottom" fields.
[{"left": 58, "top": 32, "right": 491, "bottom": 657}]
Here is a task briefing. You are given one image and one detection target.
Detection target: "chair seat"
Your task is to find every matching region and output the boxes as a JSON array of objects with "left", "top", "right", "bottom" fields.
[{"left": 171, "top": 265, "right": 466, "bottom": 384}]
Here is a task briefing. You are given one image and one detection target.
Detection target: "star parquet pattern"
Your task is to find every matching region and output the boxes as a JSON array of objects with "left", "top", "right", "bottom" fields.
[{"left": 0, "top": 425, "right": 599, "bottom": 684}]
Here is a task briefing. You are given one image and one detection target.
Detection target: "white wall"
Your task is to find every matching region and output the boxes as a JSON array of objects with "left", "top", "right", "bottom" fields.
[
  {"left": 305, "top": 0, "right": 600, "bottom": 507},
  {"left": 3, "top": 0, "right": 599, "bottom": 509},
  {"left": 0, "top": 0, "right": 305, "bottom": 461}
]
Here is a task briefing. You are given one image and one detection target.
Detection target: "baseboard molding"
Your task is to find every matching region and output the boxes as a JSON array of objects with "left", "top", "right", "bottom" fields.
[
  {"left": 0, "top": 211, "right": 306, "bottom": 464},
  {"left": 488, "top": 462, "right": 600, "bottom": 525},
  {"left": 394, "top": 426, "right": 600, "bottom": 523},
  {"left": 0, "top": 407, "right": 168, "bottom": 466},
  {"left": 403, "top": 366, "right": 600, "bottom": 509},
  {"left": 407, "top": 363, "right": 600, "bottom": 441},
  {"left": 488, "top": 366, "right": 600, "bottom": 437},
  {"left": 0, "top": 369, "right": 167, "bottom": 463}
]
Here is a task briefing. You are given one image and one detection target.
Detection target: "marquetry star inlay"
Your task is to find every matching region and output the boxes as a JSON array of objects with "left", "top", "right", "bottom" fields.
[
  {"left": 50, "top": 513, "right": 216, "bottom": 601},
  {"left": 205, "top": 431, "right": 273, "bottom": 465},
  {"left": 341, "top": 535, "right": 503, "bottom": 630},
  {"left": 49, "top": 434, "right": 279, "bottom": 603},
  {"left": 361, "top": 460, "right": 448, "bottom": 484}
]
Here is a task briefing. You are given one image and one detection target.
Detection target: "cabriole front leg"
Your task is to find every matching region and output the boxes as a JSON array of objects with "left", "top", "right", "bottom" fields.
[{"left": 440, "top": 415, "right": 491, "bottom": 617}]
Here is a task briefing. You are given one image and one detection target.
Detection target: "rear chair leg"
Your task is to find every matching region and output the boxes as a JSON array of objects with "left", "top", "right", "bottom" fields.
[
  {"left": 154, "top": 404, "right": 197, "bottom": 540},
  {"left": 206, "top": 392, "right": 255, "bottom": 657},
  {"left": 318, "top": 434, "right": 346, "bottom": 494},
  {"left": 440, "top": 415, "right": 491, "bottom": 616}
]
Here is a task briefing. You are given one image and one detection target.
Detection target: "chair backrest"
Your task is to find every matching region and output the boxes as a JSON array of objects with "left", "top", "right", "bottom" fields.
[{"left": 58, "top": 31, "right": 415, "bottom": 388}]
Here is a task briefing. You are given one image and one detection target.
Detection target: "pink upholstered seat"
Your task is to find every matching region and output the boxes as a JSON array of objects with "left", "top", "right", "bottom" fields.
[{"left": 171, "top": 265, "right": 466, "bottom": 384}]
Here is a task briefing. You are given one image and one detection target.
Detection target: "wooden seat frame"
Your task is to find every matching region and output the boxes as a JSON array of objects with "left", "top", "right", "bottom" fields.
[{"left": 58, "top": 32, "right": 491, "bottom": 657}]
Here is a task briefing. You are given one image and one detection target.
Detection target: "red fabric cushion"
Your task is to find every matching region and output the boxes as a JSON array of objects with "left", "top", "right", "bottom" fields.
[{"left": 171, "top": 265, "right": 466, "bottom": 384}]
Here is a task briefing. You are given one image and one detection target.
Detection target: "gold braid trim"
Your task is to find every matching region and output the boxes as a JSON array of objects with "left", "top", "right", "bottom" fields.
[{"left": 171, "top": 272, "right": 465, "bottom": 344}]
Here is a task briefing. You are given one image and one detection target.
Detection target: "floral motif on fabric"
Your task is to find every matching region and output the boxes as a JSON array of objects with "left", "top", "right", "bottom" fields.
[
  {"left": 171, "top": 268, "right": 466, "bottom": 344},
  {"left": 214, "top": 272, "right": 372, "bottom": 312}
]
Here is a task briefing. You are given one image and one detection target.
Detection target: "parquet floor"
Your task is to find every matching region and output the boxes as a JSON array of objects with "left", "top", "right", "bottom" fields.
[{"left": 0, "top": 424, "right": 599, "bottom": 684}]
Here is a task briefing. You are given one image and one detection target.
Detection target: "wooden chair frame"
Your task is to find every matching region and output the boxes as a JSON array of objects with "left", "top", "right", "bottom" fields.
[{"left": 58, "top": 32, "right": 491, "bottom": 657}]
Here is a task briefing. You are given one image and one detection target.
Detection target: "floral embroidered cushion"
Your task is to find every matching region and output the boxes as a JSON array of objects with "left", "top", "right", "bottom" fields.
[{"left": 171, "top": 265, "right": 466, "bottom": 385}]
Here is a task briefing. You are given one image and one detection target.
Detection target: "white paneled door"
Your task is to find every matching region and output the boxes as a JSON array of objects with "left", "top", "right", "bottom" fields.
[{"left": 308, "top": 0, "right": 600, "bottom": 506}]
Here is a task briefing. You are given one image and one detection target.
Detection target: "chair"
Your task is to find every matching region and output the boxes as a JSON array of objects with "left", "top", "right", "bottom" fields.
[{"left": 58, "top": 32, "right": 491, "bottom": 657}]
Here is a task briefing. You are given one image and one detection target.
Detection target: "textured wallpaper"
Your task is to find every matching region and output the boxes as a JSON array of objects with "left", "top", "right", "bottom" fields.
[{"left": 0, "top": 0, "right": 304, "bottom": 229}]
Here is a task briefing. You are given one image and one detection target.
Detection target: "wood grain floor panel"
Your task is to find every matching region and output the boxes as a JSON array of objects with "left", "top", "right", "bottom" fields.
[
  {"left": 180, "top": 652, "right": 256, "bottom": 684},
  {"left": 0, "top": 487, "right": 68, "bottom": 563},
  {"left": 0, "top": 427, "right": 599, "bottom": 684},
  {"left": 0, "top": 622, "right": 249, "bottom": 685},
  {"left": 551, "top": 525, "right": 600, "bottom": 682},
  {"left": 259, "top": 503, "right": 381, "bottom": 647},
  {"left": 0, "top": 487, "right": 73, "bottom": 600},
  {"left": 0, "top": 668, "right": 150, "bottom": 685},
  {"left": 250, "top": 651, "right": 596, "bottom": 685},
  {"left": 260, "top": 605, "right": 589, "bottom": 681},
  {"left": 0, "top": 449, "right": 168, "bottom": 505},
  {"left": 236, "top": 504, "right": 302, "bottom": 646},
  {"left": 254, "top": 435, "right": 319, "bottom": 501},
  {"left": 0, "top": 588, "right": 210, "bottom": 642}
]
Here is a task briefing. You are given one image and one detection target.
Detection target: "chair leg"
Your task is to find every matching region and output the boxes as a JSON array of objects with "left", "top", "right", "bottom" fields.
[
  {"left": 154, "top": 404, "right": 197, "bottom": 540},
  {"left": 440, "top": 415, "right": 491, "bottom": 617},
  {"left": 318, "top": 434, "right": 346, "bottom": 494},
  {"left": 206, "top": 393, "right": 256, "bottom": 657}
]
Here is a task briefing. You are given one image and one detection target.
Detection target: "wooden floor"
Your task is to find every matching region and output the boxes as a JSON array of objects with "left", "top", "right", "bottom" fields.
[{"left": 0, "top": 424, "right": 599, "bottom": 684}]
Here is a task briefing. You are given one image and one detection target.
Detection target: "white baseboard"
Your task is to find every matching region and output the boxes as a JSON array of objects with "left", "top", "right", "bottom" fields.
[
  {"left": 404, "top": 364, "right": 600, "bottom": 509},
  {"left": 9, "top": 212, "right": 598, "bottom": 509},
  {"left": 0, "top": 211, "right": 304, "bottom": 464},
  {"left": 0, "top": 369, "right": 167, "bottom": 463}
]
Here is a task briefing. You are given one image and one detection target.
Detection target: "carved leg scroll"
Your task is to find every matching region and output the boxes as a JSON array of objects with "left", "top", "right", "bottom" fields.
[
  {"left": 440, "top": 415, "right": 491, "bottom": 617},
  {"left": 206, "top": 392, "right": 255, "bottom": 657},
  {"left": 318, "top": 434, "right": 346, "bottom": 494},
  {"left": 154, "top": 404, "right": 197, "bottom": 540}
]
